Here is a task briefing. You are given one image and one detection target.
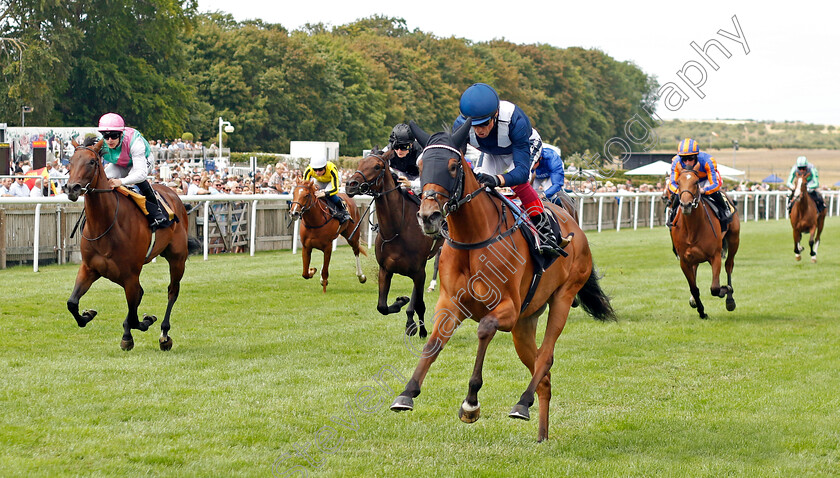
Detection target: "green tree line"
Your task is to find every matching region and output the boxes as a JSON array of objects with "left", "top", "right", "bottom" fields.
[{"left": 2, "top": 4, "right": 658, "bottom": 157}]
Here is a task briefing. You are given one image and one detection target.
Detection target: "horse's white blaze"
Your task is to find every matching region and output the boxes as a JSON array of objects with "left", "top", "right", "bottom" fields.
[{"left": 461, "top": 400, "right": 480, "bottom": 412}]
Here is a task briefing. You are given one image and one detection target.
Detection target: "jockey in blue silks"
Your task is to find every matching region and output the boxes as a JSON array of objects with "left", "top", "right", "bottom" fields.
[
  {"left": 531, "top": 146, "right": 566, "bottom": 204},
  {"left": 453, "top": 83, "right": 571, "bottom": 256}
]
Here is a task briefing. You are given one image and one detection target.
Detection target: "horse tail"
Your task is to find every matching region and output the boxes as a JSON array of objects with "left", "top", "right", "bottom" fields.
[
  {"left": 358, "top": 243, "right": 368, "bottom": 257},
  {"left": 187, "top": 236, "right": 202, "bottom": 255},
  {"left": 576, "top": 265, "right": 616, "bottom": 322}
]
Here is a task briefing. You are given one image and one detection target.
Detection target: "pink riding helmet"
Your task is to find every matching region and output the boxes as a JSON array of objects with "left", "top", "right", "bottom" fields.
[{"left": 98, "top": 113, "right": 125, "bottom": 132}]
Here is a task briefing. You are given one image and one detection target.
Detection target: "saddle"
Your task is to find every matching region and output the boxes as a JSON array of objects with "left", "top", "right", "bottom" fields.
[
  {"left": 319, "top": 196, "right": 354, "bottom": 222},
  {"left": 701, "top": 194, "right": 733, "bottom": 232},
  {"left": 117, "top": 186, "right": 176, "bottom": 221}
]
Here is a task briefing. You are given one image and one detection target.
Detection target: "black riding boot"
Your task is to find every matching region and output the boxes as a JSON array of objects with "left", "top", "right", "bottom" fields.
[
  {"left": 710, "top": 191, "right": 733, "bottom": 224},
  {"left": 332, "top": 197, "right": 351, "bottom": 225},
  {"left": 136, "top": 180, "right": 172, "bottom": 232},
  {"left": 666, "top": 193, "right": 679, "bottom": 227},
  {"left": 532, "top": 211, "right": 572, "bottom": 257}
]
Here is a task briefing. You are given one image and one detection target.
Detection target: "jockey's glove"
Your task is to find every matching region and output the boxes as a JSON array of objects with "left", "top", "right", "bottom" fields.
[{"left": 475, "top": 172, "right": 500, "bottom": 189}]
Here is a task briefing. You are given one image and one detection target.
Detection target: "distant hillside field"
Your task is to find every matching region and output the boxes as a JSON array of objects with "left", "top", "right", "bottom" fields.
[
  {"left": 649, "top": 148, "right": 840, "bottom": 187},
  {"left": 652, "top": 120, "right": 840, "bottom": 187}
]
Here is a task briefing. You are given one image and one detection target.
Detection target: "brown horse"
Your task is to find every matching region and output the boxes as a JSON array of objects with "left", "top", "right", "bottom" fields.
[
  {"left": 289, "top": 179, "right": 366, "bottom": 292},
  {"left": 345, "top": 148, "right": 444, "bottom": 338},
  {"left": 389, "top": 121, "right": 615, "bottom": 442},
  {"left": 670, "top": 168, "right": 740, "bottom": 319},
  {"left": 64, "top": 139, "right": 200, "bottom": 351},
  {"left": 789, "top": 170, "right": 826, "bottom": 262}
]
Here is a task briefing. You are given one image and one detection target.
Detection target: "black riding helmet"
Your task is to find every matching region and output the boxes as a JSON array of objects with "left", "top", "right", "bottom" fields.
[{"left": 389, "top": 123, "right": 414, "bottom": 149}]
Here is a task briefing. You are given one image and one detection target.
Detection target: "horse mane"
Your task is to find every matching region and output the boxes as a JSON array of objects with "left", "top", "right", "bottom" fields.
[{"left": 83, "top": 136, "right": 98, "bottom": 147}]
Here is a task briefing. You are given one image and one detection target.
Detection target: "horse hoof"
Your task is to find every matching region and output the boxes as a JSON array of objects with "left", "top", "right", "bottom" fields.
[
  {"left": 405, "top": 323, "right": 418, "bottom": 337},
  {"left": 509, "top": 404, "right": 530, "bottom": 421},
  {"left": 459, "top": 401, "right": 480, "bottom": 423},
  {"left": 699, "top": 312, "right": 708, "bottom": 320},
  {"left": 359, "top": 274, "right": 367, "bottom": 284},
  {"left": 689, "top": 297, "right": 697, "bottom": 308},
  {"left": 427, "top": 280, "right": 437, "bottom": 292},
  {"left": 143, "top": 314, "right": 157, "bottom": 326},
  {"left": 419, "top": 326, "right": 428, "bottom": 339},
  {"left": 159, "top": 336, "right": 173, "bottom": 351},
  {"left": 390, "top": 395, "right": 414, "bottom": 412},
  {"left": 572, "top": 297, "right": 580, "bottom": 308},
  {"left": 80, "top": 309, "right": 98, "bottom": 326},
  {"left": 795, "top": 254, "right": 801, "bottom": 261},
  {"left": 811, "top": 257, "right": 817, "bottom": 263},
  {"left": 120, "top": 339, "right": 134, "bottom": 351},
  {"left": 726, "top": 300, "right": 736, "bottom": 312}
]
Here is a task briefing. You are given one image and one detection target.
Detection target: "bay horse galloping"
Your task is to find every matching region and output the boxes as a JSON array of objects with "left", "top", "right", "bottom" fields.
[
  {"left": 289, "top": 179, "right": 366, "bottom": 292},
  {"left": 389, "top": 121, "right": 615, "bottom": 442},
  {"left": 345, "top": 148, "right": 444, "bottom": 338},
  {"left": 789, "top": 170, "right": 826, "bottom": 262},
  {"left": 64, "top": 139, "right": 200, "bottom": 351},
  {"left": 670, "top": 167, "right": 740, "bottom": 319}
]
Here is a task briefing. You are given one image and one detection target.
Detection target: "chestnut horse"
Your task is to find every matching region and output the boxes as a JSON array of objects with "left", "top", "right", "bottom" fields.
[
  {"left": 345, "top": 148, "right": 444, "bottom": 338},
  {"left": 289, "top": 179, "right": 366, "bottom": 292},
  {"left": 789, "top": 170, "right": 826, "bottom": 262},
  {"left": 64, "top": 139, "right": 200, "bottom": 351},
  {"left": 670, "top": 167, "right": 740, "bottom": 319},
  {"left": 389, "top": 121, "right": 615, "bottom": 442}
]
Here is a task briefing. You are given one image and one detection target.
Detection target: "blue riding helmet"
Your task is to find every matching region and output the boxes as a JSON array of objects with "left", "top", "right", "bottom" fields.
[{"left": 459, "top": 83, "right": 500, "bottom": 125}]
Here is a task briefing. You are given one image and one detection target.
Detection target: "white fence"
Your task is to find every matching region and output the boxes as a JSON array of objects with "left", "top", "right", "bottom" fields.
[{"left": 2, "top": 190, "right": 839, "bottom": 272}]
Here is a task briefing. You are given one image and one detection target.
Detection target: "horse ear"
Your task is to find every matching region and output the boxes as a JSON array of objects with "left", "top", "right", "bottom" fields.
[
  {"left": 409, "top": 121, "right": 430, "bottom": 147},
  {"left": 451, "top": 119, "right": 471, "bottom": 150},
  {"left": 93, "top": 140, "right": 104, "bottom": 153},
  {"left": 71, "top": 138, "right": 79, "bottom": 148}
]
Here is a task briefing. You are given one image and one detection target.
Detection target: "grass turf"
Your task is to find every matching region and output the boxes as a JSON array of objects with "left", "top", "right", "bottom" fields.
[{"left": 0, "top": 218, "right": 838, "bottom": 477}]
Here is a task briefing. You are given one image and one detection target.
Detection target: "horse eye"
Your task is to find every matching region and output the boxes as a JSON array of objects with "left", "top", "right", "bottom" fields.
[
  {"left": 89, "top": 159, "right": 96, "bottom": 166},
  {"left": 374, "top": 164, "right": 381, "bottom": 171}
]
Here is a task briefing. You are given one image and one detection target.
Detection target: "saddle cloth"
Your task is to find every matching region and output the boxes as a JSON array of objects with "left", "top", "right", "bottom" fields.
[
  {"left": 117, "top": 186, "right": 176, "bottom": 220},
  {"left": 492, "top": 190, "right": 567, "bottom": 268}
]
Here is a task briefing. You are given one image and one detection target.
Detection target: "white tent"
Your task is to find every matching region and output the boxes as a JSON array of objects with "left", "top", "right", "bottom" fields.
[
  {"left": 716, "top": 164, "right": 745, "bottom": 180},
  {"left": 625, "top": 160, "right": 672, "bottom": 176}
]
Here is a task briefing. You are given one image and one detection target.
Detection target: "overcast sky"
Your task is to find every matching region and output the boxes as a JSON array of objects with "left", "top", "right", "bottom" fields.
[{"left": 197, "top": 0, "right": 840, "bottom": 125}]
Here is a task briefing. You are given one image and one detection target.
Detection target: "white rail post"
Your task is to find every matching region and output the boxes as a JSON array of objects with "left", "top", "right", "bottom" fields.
[
  {"left": 203, "top": 200, "right": 210, "bottom": 261},
  {"left": 633, "top": 195, "right": 640, "bottom": 230},
  {"left": 367, "top": 200, "right": 375, "bottom": 246},
  {"left": 616, "top": 196, "right": 623, "bottom": 231},
  {"left": 250, "top": 199, "right": 258, "bottom": 256},
  {"left": 754, "top": 192, "right": 759, "bottom": 221},
  {"left": 597, "top": 196, "right": 604, "bottom": 233},
  {"left": 743, "top": 194, "right": 749, "bottom": 222},
  {"left": 775, "top": 193, "right": 780, "bottom": 220},
  {"left": 649, "top": 194, "right": 656, "bottom": 229},
  {"left": 579, "top": 196, "right": 585, "bottom": 228},
  {"left": 292, "top": 219, "right": 300, "bottom": 254},
  {"left": 765, "top": 192, "right": 770, "bottom": 221},
  {"left": 33, "top": 204, "right": 42, "bottom": 272}
]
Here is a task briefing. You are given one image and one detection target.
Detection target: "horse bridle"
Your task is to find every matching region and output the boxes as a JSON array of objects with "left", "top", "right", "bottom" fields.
[
  {"left": 290, "top": 184, "right": 316, "bottom": 215},
  {"left": 419, "top": 144, "right": 484, "bottom": 217},
  {"left": 351, "top": 153, "right": 395, "bottom": 197},
  {"left": 72, "top": 146, "right": 113, "bottom": 195}
]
